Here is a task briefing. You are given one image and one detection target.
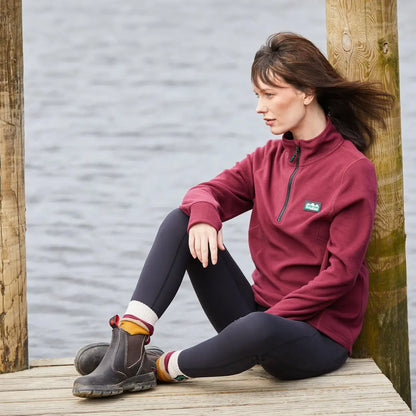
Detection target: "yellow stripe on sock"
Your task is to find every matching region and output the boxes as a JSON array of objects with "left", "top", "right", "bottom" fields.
[
  {"left": 156, "top": 356, "right": 173, "bottom": 382},
  {"left": 119, "top": 320, "right": 149, "bottom": 335}
]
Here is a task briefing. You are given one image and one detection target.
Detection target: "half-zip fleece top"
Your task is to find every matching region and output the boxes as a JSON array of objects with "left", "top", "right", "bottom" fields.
[{"left": 180, "top": 120, "right": 377, "bottom": 354}]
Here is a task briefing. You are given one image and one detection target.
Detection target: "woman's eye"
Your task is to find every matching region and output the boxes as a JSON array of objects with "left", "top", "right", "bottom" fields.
[{"left": 253, "top": 92, "right": 274, "bottom": 98}]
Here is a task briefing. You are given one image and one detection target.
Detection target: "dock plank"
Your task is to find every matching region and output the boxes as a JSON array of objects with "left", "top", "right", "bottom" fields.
[{"left": 0, "top": 358, "right": 413, "bottom": 416}]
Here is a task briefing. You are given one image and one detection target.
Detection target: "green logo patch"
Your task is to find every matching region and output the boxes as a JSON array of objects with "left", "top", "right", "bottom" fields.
[{"left": 304, "top": 201, "right": 321, "bottom": 213}]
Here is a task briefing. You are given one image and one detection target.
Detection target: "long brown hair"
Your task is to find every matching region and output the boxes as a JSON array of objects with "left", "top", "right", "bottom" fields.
[{"left": 251, "top": 32, "right": 393, "bottom": 151}]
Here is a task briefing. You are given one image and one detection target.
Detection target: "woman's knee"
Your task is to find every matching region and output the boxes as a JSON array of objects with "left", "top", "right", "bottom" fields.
[
  {"left": 230, "top": 312, "right": 282, "bottom": 346},
  {"left": 158, "top": 208, "right": 189, "bottom": 235}
]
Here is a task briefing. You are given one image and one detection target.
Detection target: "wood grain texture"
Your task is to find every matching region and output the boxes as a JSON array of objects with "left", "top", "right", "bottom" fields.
[
  {"left": 0, "top": 0, "right": 28, "bottom": 373},
  {"left": 326, "top": 0, "right": 410, "bottom": 407},
  {"left": 0, "top": 359, "right": 413, "bottom": 416}
]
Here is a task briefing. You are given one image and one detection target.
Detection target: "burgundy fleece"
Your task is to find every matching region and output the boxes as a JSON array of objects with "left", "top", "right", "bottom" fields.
[{"left": 180, "top": 120, "right": 377, "bottom": 354}]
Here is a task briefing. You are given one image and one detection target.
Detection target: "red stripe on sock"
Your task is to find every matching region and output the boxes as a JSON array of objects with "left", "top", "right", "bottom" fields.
[
  {"left": 122, "top": 314, "right": 154, "bottom": 335},
  {"left": 164, "top": 351, "right": 175, "bottom": 372}
]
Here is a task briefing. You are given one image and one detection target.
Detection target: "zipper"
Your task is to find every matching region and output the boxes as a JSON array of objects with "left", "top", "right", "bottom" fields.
[{"left": 277, "top": 145, "right": 300, "bottom": 222}]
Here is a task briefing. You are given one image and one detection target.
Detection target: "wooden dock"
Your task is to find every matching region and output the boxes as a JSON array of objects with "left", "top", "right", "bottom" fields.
[{"left": 0, "top": 358, "right": 413, "bottom": 416}]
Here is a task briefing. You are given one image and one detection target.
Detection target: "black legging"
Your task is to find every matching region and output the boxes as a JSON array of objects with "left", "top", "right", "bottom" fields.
[{"left": 131, "top": 208, "right": 348, "bottom": 379}]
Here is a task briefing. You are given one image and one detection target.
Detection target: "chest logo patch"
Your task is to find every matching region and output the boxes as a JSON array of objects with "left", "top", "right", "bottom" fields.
[{"left": 304, "top": 201, "right": 322, "bottom": 213}]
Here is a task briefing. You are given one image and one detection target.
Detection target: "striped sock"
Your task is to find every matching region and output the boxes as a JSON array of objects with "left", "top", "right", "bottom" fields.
[
  {"left": 121, "top": 300, "right": 158, "bottom": 335},
  {"left": 156, "top": 351, "right": 188, "bottom": 382},
  {"left": 119, "top": 320, "right": 149, "bottom": 335}
]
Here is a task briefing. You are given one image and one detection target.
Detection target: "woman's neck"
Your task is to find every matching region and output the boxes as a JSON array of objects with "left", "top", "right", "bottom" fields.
[{"left": 291, "top": 101, "right": 327, "bottom": 141}]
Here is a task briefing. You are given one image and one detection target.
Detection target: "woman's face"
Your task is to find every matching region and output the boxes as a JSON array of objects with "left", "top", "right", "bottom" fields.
[{"left": 253, "top": 76, "right": 313, "bottom": 139}]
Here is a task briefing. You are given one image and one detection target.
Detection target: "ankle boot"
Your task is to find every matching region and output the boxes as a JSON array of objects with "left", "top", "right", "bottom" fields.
[
  {"left": 72, "top": 315, "right": 157, "bottom": 398},
  {"left": 75, "top": 342, "right": 164, "bottom": 376}
]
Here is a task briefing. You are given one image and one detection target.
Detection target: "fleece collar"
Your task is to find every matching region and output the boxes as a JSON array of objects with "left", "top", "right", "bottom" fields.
[{"left": 282, "top": 119, "right": 345, "bottom": 167}]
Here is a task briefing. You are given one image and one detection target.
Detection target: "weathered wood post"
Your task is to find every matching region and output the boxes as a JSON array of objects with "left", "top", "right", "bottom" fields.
[
  {"left": 326, "top": 0, "right": 411, "bottom": 407},
  {"left": 0, "top": 0, "right": 28, "bottom": 373}
]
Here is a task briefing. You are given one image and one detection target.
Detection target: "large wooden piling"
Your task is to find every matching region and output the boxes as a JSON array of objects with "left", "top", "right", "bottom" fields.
[
  {"left": 0, "top": 0, "right": 28, "bottom": 373},
  {"left": 326, "top": 0, "right": 411, "bottom": 407}
]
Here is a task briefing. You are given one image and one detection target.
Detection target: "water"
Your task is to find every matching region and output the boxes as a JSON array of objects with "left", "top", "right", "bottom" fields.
[{"left": 21, "top": 0, "right": 415, "bottom": 408}]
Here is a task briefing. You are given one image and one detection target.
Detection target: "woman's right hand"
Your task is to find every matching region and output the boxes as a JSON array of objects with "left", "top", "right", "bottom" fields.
[{"left": 188, "top": 223, "right": 225, "bottom": 268}]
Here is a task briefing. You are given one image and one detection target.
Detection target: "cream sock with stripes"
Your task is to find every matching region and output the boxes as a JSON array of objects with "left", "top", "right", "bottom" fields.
[{"left": 156, "top": 351, "right": 189, "bottom": 382}]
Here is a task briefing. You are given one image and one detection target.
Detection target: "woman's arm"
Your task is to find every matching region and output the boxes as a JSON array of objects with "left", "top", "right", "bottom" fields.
[
  {"left": 180, "top": 147, "right": 263, "bottom": 232},
  {"left": 180, "top": 148, "right": 264, "bottom": 267}
]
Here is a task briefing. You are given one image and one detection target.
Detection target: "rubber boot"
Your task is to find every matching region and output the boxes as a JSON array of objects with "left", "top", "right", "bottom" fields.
[
  {"left": 72, "top": 315, "right": 157, "bottom": 398},
  {"left": 74, "top": 342, "right": 164, "bottom": 376}
]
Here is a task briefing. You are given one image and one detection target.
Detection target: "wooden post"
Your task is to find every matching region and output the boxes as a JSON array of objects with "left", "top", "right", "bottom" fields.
[
  {"left": 0, "top": 0, "right": 28, "bottom": 373},
  {"left": 326, "top": 0, "right": 411, "bottom": 407}
]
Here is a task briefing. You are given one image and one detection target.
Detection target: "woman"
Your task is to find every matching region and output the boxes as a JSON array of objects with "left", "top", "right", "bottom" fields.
[{"left": 73, "top": 32, "right": 392, "bottom": 398}]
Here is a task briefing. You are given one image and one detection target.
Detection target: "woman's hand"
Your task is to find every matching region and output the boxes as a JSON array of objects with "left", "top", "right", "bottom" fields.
[{"left": 188, "top": 223, "right": 225, "bottom": 268}]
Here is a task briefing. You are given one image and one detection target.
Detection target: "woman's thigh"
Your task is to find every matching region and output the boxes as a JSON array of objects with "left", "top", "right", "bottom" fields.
[
  {"left": 258, "top": 314, "right": 348, "bottom": 380},
  {"left": 187, "top": 248, "right": 257, "bottom": 333}
]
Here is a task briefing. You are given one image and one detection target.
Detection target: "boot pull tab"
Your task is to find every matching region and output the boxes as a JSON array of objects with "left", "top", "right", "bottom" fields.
[{"left": 109, "top": 315, "right": 120, "bottom": 328}]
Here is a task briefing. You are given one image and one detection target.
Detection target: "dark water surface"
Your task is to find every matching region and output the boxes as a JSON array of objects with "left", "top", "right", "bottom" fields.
[{"left": 22, "top": 0, "right": 415, "bottom": 408}]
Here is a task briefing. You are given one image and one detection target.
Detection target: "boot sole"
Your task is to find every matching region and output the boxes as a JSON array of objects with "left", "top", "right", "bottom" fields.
[{"left": 72, "top": 372, "right": 157, "bottom": 398}]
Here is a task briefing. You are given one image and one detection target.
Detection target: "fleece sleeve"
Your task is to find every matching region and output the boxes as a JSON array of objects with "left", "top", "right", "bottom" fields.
[
  {"left": 266, "top": 158, "right": 377, "bottom": 320},
  {"left": 179, "top": 151, "right": 258, "bottom": 232}
]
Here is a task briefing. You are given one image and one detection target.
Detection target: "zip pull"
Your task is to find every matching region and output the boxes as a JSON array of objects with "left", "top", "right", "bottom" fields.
[{"left": 289, "top": 145, "right": 300, "bottom": 163}]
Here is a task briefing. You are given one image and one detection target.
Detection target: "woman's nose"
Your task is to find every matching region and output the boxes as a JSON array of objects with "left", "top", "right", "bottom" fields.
[{"left": 256, "top": 98, "right": 266, "bottom": 114}]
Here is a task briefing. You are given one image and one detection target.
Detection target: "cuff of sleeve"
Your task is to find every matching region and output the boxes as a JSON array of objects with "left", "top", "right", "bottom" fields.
[{"left": 186, "top": 202, "right": 222, "bottom": 232}]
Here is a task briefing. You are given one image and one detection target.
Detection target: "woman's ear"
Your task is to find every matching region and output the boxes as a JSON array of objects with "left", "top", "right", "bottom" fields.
[{"left": 303, "top": 89, "right": 315, "bottom": 106}]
